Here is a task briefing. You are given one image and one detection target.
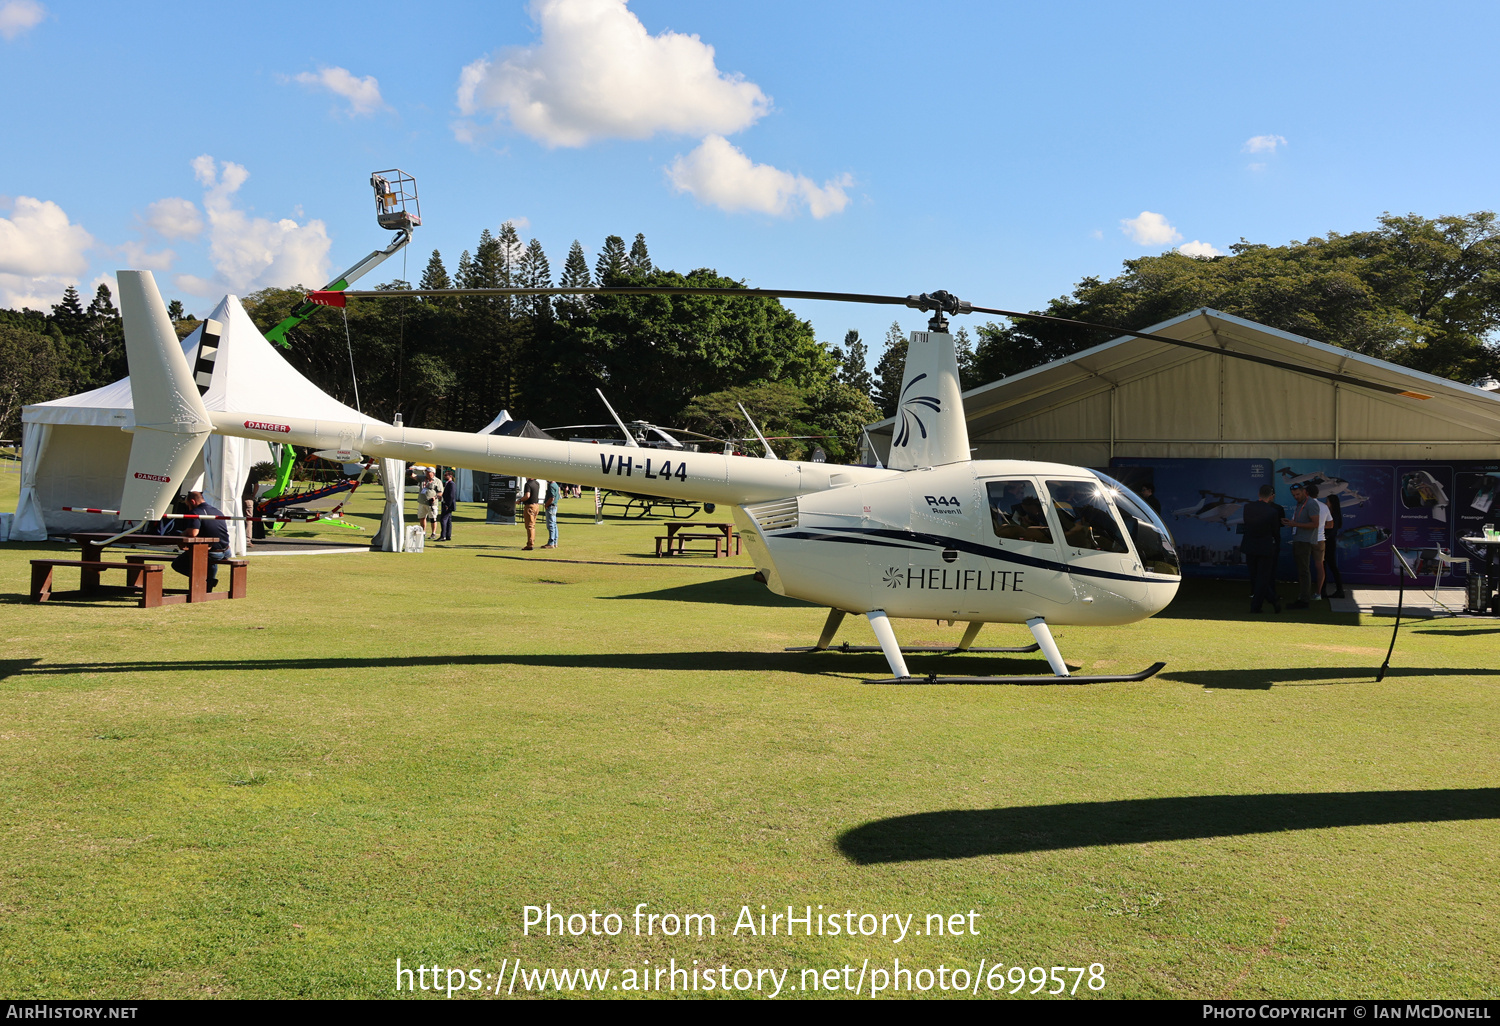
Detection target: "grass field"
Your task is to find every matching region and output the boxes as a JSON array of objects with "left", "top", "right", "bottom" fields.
[{"left": 1, "top": 472, "right": 1496, "bottom": 1000}]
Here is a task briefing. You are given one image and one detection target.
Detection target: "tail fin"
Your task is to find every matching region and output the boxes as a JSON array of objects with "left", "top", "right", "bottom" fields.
[
  {"left": 886, "top": 329, "right": 970, "bottom": 471},
  {"left": 117, "top": 270, "right": 212, "bottom": 520}
]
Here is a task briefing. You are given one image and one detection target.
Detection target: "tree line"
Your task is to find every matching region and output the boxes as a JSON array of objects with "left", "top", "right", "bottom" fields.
[{"left": 4, "top": 211, "right": 1497, "bottom": 456}]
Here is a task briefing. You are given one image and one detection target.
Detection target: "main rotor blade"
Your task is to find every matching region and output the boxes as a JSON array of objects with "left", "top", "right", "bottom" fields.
[
  {"left": 314, "top": 285, "right": 1435, "bottom": 401},
  {"left": 329, "top": 285, "right": 920, "bottom": 307}
]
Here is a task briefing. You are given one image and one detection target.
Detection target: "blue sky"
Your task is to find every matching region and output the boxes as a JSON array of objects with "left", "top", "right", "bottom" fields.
[{"left": 3, "top": 0, "right": 1498, "bottom": 360}]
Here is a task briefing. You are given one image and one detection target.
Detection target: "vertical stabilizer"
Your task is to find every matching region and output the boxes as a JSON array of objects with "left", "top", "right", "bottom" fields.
[
  {"left": 886, "top": 329, "right": 970, "bottom": 471},
  {"left": 117, "top": 271, "right": 213, "bottom": 520}
]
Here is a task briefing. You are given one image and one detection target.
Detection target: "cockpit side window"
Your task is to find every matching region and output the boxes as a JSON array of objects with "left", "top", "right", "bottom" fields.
[
  {"left": 986, "top": 480, "right": 1053, "bottom": 544},
  {"left": 1044, "top": 480, "right": 1130, "bottom": 554}
]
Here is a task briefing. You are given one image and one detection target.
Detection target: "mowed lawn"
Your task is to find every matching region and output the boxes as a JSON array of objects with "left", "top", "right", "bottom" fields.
[{"left": 1, "top": 476, "right": 1496, "bottom": 1000}]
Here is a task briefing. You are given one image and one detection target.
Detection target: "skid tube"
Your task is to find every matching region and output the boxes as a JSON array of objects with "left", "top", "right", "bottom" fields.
[
  {"left": 786, "top": 641, "right": 1041, "bottom": 654},
  {"left": 863, "top": 661, "right": 1167, "bottom": 686}
]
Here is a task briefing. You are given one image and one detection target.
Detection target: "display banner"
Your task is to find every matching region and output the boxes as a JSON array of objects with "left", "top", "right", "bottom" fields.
[
  {"left": 1113, "top": 456, "right": 1500, "bottom": 585},
  {"left": 1109, "top": 458, "right": 1273, "bottom": 578},
  {"left": 486, "top": 474, "right": 518, "bottom": 525}
]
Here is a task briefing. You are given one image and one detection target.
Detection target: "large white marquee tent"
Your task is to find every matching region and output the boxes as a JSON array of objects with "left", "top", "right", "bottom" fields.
[
  {"left": 14, "top": 294, "right": 402, "bottom": 555},
  {"left": 869, "top": 308, "right": 1500, "bottom": 464}
]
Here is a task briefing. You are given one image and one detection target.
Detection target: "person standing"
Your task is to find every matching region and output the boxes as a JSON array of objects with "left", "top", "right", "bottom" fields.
[
  {"left": 1282, "top": 481, "right": 1320, "bottom": 609},
  {"left": 1306, "top": 482, "right": 1330, "bottom": 600},
  {"left": 438, "top": 470, "right": 456, "bottom": 542},
  {"left": 1242, "top": 484, "right": 1284, "bottom": 613},
  {"left": 519, "top": 477, "right": 542, "bottom": 550},
  {"left": 1322, "top": 491, "right": 1345, "bottom": 598},
  {"left": 173, "top": 489, "right": 231, "bottom": 591},
  {"left": 417, "top": 469, "right": 441, "bottom": 540},
  {"left": 542, "top": 479, "right": 561, "bottom": 549}
]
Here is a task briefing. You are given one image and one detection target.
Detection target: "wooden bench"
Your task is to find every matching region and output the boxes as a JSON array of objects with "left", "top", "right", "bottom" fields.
[
  {"left": 670, "top": 532, "right": 733, "bottom": 557},
  {"left": 31, "top": 559, "right": 164, "bottom": 608},
  {"left": 122, "top": 554, "right": 248, "bottom": 600}
]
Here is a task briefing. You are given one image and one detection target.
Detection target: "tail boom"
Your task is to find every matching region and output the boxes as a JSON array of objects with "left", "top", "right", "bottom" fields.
[{"left": 210, "top": 412, "right": 897, "bottom": 505}]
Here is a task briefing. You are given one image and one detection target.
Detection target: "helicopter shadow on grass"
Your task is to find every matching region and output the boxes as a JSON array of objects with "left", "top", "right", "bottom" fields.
[
  {"left": 0, "top": 649, "right": 1060, "bottom": 684},
  {"left": 1412, "top": 627, "right": 1500, "bottom": 636},
  {"left": 836, "top": 788, "right": 1500, "bottom": 863},
  {"left": 1158, "top": 665, "right": 1500, "bottom": 689},
  {"left": 604, "top": 574, "right": 815, "bottom": 608}
]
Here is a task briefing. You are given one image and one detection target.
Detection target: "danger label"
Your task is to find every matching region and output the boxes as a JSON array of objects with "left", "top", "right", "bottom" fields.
[{"left": 244, "top": 420, "right": 291, "bottom": 433}]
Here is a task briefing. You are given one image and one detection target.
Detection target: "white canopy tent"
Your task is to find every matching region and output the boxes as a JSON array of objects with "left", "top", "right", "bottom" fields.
[
  {"left": 869, "top": 308, "right": 1500, "bottom": 464},
  {"left": 15, "top": 294, "right": 397, "bottom": 554}
]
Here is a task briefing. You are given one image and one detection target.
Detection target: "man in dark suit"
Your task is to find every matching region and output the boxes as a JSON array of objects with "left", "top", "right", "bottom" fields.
[
  {"left": 438, "top": 470, "right": 456, "bottom": 542},
  {"left": 1242, "top": 484, "right": 1285, "bottom": 613}
]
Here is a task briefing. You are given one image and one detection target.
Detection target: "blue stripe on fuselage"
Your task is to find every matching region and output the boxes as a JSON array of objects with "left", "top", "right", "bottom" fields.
[{"left": 775, "top": 526, "right": 1158, "bottom": 583}]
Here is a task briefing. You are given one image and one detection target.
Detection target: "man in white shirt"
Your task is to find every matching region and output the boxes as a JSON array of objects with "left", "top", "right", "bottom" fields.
[{"left": 1307, "top": 482, "right": 1331, "bottom": 600}]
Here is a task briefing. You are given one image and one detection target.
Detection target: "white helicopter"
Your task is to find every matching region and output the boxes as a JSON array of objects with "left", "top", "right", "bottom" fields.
[
  {"left": 1275, "top": 467, "right": 1369, "bottom": 508},
  {"left": 110, "top": 272, "right": 1426, "bottom": 683},
  {"left": 1172, "top": 490, "right": 1251, "bottom": 530}
]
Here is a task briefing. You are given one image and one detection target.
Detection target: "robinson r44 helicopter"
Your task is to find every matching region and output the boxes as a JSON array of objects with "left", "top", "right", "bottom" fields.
[{"left": 111, "top": 271, "right": 1430, "bottom": 683}]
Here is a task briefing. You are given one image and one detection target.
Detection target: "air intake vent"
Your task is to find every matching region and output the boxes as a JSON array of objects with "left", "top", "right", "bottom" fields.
[{"left": 745, "top": 497, "right": 799, "bottom": 532}]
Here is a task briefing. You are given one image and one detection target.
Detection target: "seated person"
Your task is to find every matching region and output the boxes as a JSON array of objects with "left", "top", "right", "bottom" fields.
[
  {"left": 172, "top": 489, "right": 231, "bottom": 591},
  {"left": 988, "top": 482, "right": 1053, "bottom": 543}
]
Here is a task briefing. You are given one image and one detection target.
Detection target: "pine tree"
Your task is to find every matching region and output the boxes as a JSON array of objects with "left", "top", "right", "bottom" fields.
[
  {"left": 454, "top": 250, "right": 475, "bottom": 290},
  {"left": 518, "top": 238, "right": 553, "bottom": 319},
  {"left": 558, "top": 240, "right": 592, "bottom": 319},
  {"left": 80, "top": 283, "right": 125, "bottom": 380},
  {"left": 167, "top": 300, "right": 185, "bottom": 321},
  {"left": 471, "top": 230, "right": 501, "bottom": 288},
  {"left": 873, "top": 321, "right": 909, "bottom": 418},
  {"left": 419, "top": 249, "right": 452, "bottom": 291},
  {"left": 953, "top": 325, "right": 977, "bottom": 390},
  {"left": 837, "top": 329, "right": 872, "bottom": 396},
  {"left": 86, "top": 284, "right": 118, "bottom": 321},
  {"left": 627, "top": 233, "right": 653, "bottom": 277},
  {"left": 595, "top": 235, "right": 627, "bottom": 285},
  {"left": 51, "top": 286, "right": 87, "bottom": 335}
]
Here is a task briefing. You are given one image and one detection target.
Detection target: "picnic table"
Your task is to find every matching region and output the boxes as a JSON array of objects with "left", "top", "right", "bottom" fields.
[
  {"left": 655, "top": 521, "right": 741, "bottom": 558},
  {"left": 29, "top": 532, "right": 247, "bottom": 607}
]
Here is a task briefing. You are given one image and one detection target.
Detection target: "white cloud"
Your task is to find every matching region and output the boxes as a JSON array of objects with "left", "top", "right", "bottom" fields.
[
  {"left": 0, "top": 274, "right": 66, "bottom": 310},
  {"left": 143, "top": 197, "right": 203, "bottom": 240},
  {"left": 0, "top": 194, "right": 94, "bottom": 309},
  {"left": 1178, "top": 240, "right": 1222, "bottom": 258},
  {"left": 292, "top": 66, "right": 387, "bottom": 116},
  {"left": 0, "top": 0, "right": 45, "bottom": 41},
  {"left": 1121, "top": 211, "right": 1181, "bottom": 247},
  {"left": 667, "top": 135, "right": 851, "bottom": 219},
  {"left": 457, "top": 0, "right": 769, "bottom": 148},
  {"left": 0, "top": 196, "right": 93, "bottom": 277},
  {"left": 182, "top": 155, "right": 331, "bottom": 295},
  {"left": 1243, "top": 134, "right": 1287, "bottom": 154},
  {"left": 117, "top": 240, "right": 176, "bottom": 271}
]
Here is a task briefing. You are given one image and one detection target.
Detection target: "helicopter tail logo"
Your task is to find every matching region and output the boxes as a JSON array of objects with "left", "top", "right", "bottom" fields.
[{"left": 887, "top": 330, "right": 970, "bottom": 471}]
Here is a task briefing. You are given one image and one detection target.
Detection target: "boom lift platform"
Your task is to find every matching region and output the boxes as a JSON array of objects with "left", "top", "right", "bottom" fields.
[{"left": 263, "top": 169, "right": 421, "bottom": 347}]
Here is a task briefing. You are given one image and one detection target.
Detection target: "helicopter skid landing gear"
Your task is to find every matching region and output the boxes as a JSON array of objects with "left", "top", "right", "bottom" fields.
[
  {"left": 784, "top": 608, "right": 1042, "bottom": 655},
  {"left": 860, "top": 614, "right": 1166, "bottom": 686}
]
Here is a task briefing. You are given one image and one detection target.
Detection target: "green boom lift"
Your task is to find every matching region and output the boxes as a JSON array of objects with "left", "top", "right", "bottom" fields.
[{"left": 260, "top": 169, "right": 420, "bottom": 506}]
